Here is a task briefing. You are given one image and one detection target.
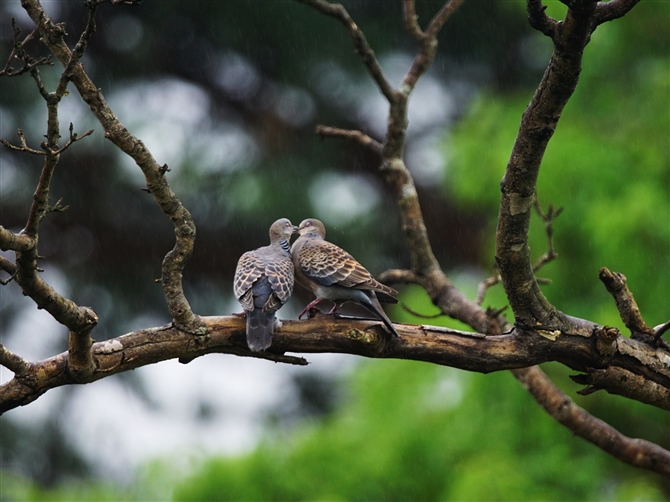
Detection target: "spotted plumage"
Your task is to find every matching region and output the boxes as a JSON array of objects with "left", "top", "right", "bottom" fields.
[
  {"left": 291, "top": 218, "right": 399, "bottom": 337},
  {"left": 234, "top": 218, "right": 296, "bottom": 351}
]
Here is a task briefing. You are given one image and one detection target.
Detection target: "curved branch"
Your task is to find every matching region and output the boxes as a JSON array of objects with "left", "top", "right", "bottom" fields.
[
  {"left": 403, "top": 0, "right": 425, "bottom": 43},
  {"left": 527, "top": 0, "right": 559, "bottom": 40},
  {"left": 514, "top": 366, "right": 670, "bottom": 478},
  {"left": 599, "top": 267, "right": 654, "bottom": 337},
  {"left": 20, "top": 0, "right": 198, "bottom": 329},
  {"left": 496, "top": 0, "right": 623, "bottom": 330},
  {"left": 594, "top": 0, "right": 642, "bottom": 25},
  {"left": 296, "top": 0, "right": 396, "bottom": 103}
]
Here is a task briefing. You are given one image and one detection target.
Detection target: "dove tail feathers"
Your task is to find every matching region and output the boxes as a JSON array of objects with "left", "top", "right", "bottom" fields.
[
  {"left": 360, "top": 292, "right": 399, "bottom": 337},
  {"left": 246, "top": 309, "right": 275, "bottom": 352}
]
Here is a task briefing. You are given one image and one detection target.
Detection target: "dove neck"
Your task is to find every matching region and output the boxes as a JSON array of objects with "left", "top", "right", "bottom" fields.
[{"left": 278, "top": 238, "right": 291, "bottom": 253}]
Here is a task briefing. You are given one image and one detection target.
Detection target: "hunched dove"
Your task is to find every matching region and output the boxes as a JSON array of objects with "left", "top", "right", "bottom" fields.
[{"left": 234, "top": 218, "right": 296, "bottom": 351}]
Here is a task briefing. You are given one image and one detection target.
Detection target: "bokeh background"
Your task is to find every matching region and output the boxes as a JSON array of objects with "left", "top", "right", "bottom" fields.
[{"left": 0, "top": 0, "right": 668, "bottom": 499}]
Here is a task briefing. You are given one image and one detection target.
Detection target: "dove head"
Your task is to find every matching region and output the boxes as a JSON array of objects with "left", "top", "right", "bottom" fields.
[
  {"left": 297, "top": 218, "right": 326, "bottom": 239},
  {"left": 269, "top": 218, "right": 297, "bottom": 243}
]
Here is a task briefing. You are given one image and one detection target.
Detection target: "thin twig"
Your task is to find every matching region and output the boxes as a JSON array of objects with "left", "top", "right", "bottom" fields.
[
  {"left": 0, "top": 256, "right": 18, "bottom": 285},
  {"left": 531, "top": 196, "right": 561, "bottom": 272},
  {"left": 426, "top": 0, "right": 465, "bottom": 39},
  {"left": 0, "top": 129, "right": 44, "bottom": 155},
  {"left": 296, "top": 0, "right": 396, "bottom": 103},
  {"left": 0, "top": 344, "right": 30, "bottom": 375},
  {"left": 401, "top": 303, "right": 444, "bottom": 319},
  {"left": 476, "top": 269, "right": 501, "bottom": 305},
  {"left": 0, "top": 21, "right": 52, "bottom": 78},
  {"left": 316, "top": 125, "right": 382, "bottom": 155},
  {"left": 55, "top": 124, "right": 95, "bottom": 155},
  {"left": 55, "top": 0, "right": 100, "bottom": 99}
]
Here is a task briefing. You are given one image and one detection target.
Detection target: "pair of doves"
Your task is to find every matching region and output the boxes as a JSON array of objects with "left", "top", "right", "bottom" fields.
[{"left": 233, "top": 218, "right": 399, "bottom": 352}]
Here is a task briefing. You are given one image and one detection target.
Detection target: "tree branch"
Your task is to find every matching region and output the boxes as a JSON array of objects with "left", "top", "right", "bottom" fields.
[
  {"left": 514, "top": 365, "right": 670, "bottom": 478},
  {"left": 403, "top": 0, "right": 425, "bottom": 43},
  {"left": 2, "top": 315, "right": 669, "bottom": 415},
  {"left": 296, "top": 0, "right": 396, "bottom": 103},
  {"left": 496, "top": 0, "right": 626, "bottom": 332},
  {"left": 0, "top": 344, "right": 30, "bottom": 376},
  {"left": 0, "top": 21, "right": 52, "bottom": 78},
  {"left": 599, "top": 267, "right": 655, "bottom": 338},
  {"left": 20, "top": 0, "right": 199, "bottom": 330},
  {"left": 316, "top": 125, "right": 382, "bottom": 155},
  {"left": 594, "top": 0, "right": 642, "bottom": 25},
  {"left": 527, "top": 0, "right": 559, "bottom": 40}
]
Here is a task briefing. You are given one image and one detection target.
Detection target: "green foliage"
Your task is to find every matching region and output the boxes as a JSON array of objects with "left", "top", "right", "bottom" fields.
[{"left": 173, "top": 360, "right": 665, "bottom": 501}]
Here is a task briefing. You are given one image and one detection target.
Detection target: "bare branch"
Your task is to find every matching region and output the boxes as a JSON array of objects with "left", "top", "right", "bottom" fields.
[
  {"left": 401, "top": 303, "right": 444, "bottom": 319},
  {"left": 599, "top": 267, "right": 655, "bottom": 337},
  {"left": 21, "top": 0, "right": 199, "bottom": 330},
  {"left": 403, "top": 0, "right": 425, "bottom": 43},
  {"left": 425, "top": 0, "right": 465, "bottom": 39},
  {"left": 514, "top": 366, "right": 670, "bottom": 478},
  {"left": 527, "top": 0, "right": 559, "bottom": 39},
  {"left": 594, "top": 0, "right": 642, "bottom": 25},
  {"left": 296, "top": 0, "right": 396, "bottom": 103},
  {"left": 0, "top": 256, "right": 18, "bottom": 285},
  {"left": 2, "top": 315, "right": 669, "bottom": 415},
  {"left": 0, "top": 129, "right": 45, "bottom": 155},
  {"left": 55, "top": 0, "right": 100, "bottom": 99},
  {"left": 316, "top": 125, "right": 382, "bottom": 155},
  {"left": 496, "top": 0, "right": 611, "bottom": 332},
  {"left": 0, "top": 21, "right": 52, "bottom": 78},
  {"left": 531, "top": 197, "right": 561, "bottom": 272},
  {"left": 476, "top": 269, "right": 501, "bottom": 306},
  {"left": 378, "top": 268, "right": 419, "bottom": 285},
  {"left": 0, "top": 344, "right": 31, "bottom": 378},
  {"left": 55, "top": 123, "right": 95, "bottom": 155},
  {"left": 0, "top": 226, "right": 37, "bottom": 253}
]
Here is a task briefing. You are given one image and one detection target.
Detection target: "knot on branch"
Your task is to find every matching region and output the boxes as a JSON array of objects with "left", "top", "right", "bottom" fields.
[
  {"left": 594, "top": 325, "right": 619, "bottom": 357},
  {"left": 347, "top": 325, "right": 394, "bottom": 355}
]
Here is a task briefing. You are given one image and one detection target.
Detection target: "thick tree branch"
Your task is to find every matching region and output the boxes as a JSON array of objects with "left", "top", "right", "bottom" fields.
[
  {"left": 20, "top": 0, "right": 198, "bottom": 330},
  {"left": 496, "top": 0, "right": 636, "bottom": 333},
  {"left": 0, "top": 226, "right": 36, "bottom": 252},
  {"left": 2, "top": 315, "right": 670, "bottom": 414},
  {"left": 514, "top": 366, "right": 670, "bottom": 477}
]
